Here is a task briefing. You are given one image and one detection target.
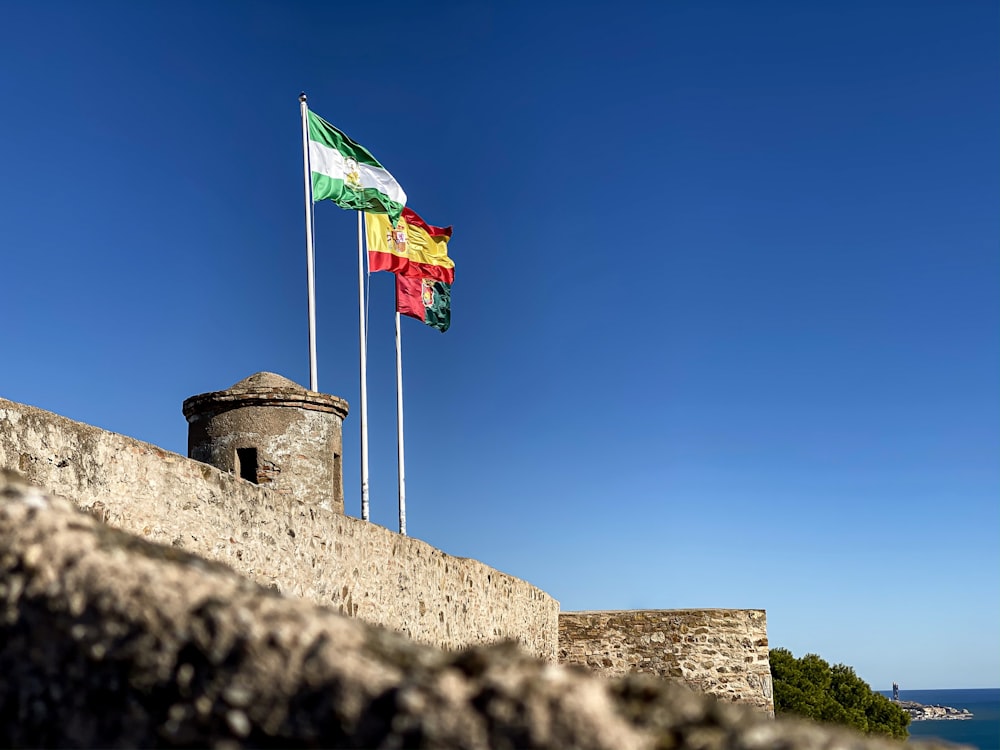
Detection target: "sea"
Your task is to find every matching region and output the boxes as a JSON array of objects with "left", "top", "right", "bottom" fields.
[{"left": 877, "top": 689, "right": 1000, "bottom": 750}]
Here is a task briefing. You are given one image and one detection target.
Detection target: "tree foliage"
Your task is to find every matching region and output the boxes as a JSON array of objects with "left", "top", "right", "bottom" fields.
[{"left": 770, "top": 647, "right": 910, "bottom": 740}]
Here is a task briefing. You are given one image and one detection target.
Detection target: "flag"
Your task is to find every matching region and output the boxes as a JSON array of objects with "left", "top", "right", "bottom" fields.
[
  {"left": 396, "top": 274, "right": 451, "bottom": 333},
  {"left": 364, "top": 208, "right": 454, "bottom": 283},
  {"left": 366, "top": 208, "right": 454, "bottom": 333},
  {"left": 307, "top": 111, "right": 406, "bottom": 225}
]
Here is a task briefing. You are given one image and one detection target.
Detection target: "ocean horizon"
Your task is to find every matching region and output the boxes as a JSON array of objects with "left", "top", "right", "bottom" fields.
[{"left": 877, "top": 688, "right": 1000, "bottom": 749}]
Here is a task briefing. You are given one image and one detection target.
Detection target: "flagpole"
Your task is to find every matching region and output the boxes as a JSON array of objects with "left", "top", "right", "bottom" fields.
[
  {"left": 358, "top": 211, "right": 371, "bottom": 521},
  {"left": 394, "top": 298, "right": 407, "bottom": 536},
  {"left": 299, "top": 93, "right": 319, "bottom": 392}
]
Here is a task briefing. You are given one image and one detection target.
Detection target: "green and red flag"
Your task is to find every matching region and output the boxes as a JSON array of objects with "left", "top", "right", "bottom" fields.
[{"left": 395, "top": 275, "right": 451, "bottom": 332}]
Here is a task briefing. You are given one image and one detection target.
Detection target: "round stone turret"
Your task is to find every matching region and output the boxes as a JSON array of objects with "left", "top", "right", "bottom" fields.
[{"left": 182, "top": 372, "right": 349, "bottom": 514}]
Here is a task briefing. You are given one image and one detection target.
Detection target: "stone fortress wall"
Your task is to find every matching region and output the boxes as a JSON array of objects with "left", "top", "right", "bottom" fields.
[
  {"left": 0, "top": 380, "right": 773, "bottom": 714},
  {"left": 559, "top": 609, "right": 773, "bottom": 714},
  {"left": 0, "top": 395, "right": 558, "bottom": 659}
]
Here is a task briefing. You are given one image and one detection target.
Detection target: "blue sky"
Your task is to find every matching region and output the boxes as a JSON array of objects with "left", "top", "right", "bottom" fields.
[{"left": 1, "top": 1, "right": 996, "bottom": 689}]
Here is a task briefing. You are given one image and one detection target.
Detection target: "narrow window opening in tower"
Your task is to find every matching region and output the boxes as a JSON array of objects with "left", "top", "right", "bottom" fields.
[
  {"left": 236, "top": 447, "right": 259, "bottom": 484},
  {"left": 333, "top": 451, "right": 342, "bottom": 504}
]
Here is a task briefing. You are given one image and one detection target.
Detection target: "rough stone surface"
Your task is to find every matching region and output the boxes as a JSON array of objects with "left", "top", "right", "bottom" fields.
[
  {"left": 183, "top": 372, "right": 349, "bottom": 514},
  {"left": 0, "top": 471, "right": 966, "bottom": 750},
  {"left": 560, "top": 610, "right": 774, "bottom": 715},
  {"left": 0, "top": 397, "right": 558, "bottom": 659}
]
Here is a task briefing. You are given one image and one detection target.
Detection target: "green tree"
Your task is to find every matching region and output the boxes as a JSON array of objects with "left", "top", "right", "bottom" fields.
[{"left": 770, "top": 648, "right": 909, "bottom": 740}]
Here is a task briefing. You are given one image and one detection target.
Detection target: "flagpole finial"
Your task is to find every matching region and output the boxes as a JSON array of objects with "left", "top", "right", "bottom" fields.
[{"left": 299, "top": 92, "right": 307, "bottom": 103}]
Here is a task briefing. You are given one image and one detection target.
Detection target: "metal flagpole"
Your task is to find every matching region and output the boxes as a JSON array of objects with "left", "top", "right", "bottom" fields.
[
  {"left": 394, "top": 296, "right": 407, "bottom": 536},
  {"left": 358, "top": 211, "right": 370, "bottom": 521},
  {"left": 298, "top": 93, "right": 319, "bottom": 392}
]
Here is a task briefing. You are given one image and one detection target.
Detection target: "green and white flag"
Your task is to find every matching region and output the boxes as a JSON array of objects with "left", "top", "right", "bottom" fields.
[{"left": 307, "top": 111, "right": 406, "bottom": 225}]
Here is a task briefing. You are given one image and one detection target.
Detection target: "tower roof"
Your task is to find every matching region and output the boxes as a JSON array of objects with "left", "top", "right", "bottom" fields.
[
  {"left": 229, "top": 372, "right": 304, "bottom": 392},
  {"left": 182, "top": 372, "right": 348, "bottom": 421}
]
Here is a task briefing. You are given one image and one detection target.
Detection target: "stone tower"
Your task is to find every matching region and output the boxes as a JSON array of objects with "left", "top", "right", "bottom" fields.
[{"left": 182, "top": 372, "right": 349, "bottom": 514}]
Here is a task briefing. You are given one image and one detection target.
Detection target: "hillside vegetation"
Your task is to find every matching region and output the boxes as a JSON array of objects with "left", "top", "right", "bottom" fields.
[{"left": 770, "top": 648, "right": 910, "bottom": 740}]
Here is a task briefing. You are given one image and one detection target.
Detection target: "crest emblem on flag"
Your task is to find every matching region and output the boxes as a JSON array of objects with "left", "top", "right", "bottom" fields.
[
  {"left": 386, "top": 225, "right": 408, "bottom": 255},
  {"left": 421, "top": 279, "right": 434, "bottom": 307},
  {"left": 344, "top": 158, "right": 363, "bottom": 190}
]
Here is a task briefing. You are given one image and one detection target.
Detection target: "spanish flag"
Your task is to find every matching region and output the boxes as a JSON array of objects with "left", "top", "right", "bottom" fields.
[
  {"left": 365, "top": 208, "right": 454, "bottom": 284},
  {"left": 366, "top": 208, "right": 454, "bottom": 332}
]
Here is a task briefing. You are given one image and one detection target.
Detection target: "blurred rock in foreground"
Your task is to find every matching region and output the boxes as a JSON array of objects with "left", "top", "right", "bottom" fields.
[{"left": 0, "top": 470, "right": 966, "bottom": 749}]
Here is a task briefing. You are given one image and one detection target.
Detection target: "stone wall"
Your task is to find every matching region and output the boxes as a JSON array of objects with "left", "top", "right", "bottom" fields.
[
  {"left": 0, "top": 396, "right": 558, "bottom": 659},
  {"left": 559, "top": 610, "right": 773, "bottom": 714},
  {"left": 4, "top": 471, "right": 943, "bottom": 749}
]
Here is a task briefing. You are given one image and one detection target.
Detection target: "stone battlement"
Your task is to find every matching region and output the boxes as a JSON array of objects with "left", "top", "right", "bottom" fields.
[
  {"left": 0, "top": 394, "right": 558, "bottom": 658},
  {"left": 0, "top": 381, "right": 772, "bottom": 714},
  {"left": 559, "top": 609, "right": 773, "bottom": 713}
]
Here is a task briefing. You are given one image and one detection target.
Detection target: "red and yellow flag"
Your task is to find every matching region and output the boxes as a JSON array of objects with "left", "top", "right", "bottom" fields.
[{"left": 365, "top": 208, "right": 454, "bottom": 284}]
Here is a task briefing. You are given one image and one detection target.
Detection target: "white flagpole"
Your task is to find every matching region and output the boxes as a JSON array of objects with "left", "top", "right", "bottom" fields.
[
  {"left": 358, "top": 211, "right": 371, "bottom": 521},
  {"left": 299, "top": 93, "right": 319, "bottom": 392},
  {"left": 394, "top": 300, "right": 407, "bottom": 536}
]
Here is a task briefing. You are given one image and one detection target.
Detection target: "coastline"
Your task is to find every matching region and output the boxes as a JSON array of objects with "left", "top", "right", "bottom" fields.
[
  {"left": 895, "top": 689, "right": 1000, "bottom": 750},
  {"left": 895, "top": 699, "right": 973, "bottom": 721}
]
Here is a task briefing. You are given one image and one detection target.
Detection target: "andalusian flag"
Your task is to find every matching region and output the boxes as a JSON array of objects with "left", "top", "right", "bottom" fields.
[
  {"left": 366, "top": 208, "right": 453, "bottom": 333},
  {"left": 308, "top": 111, "right": 406, "bottom": 225},
  {"left": 396, "top": 274, "right": 451, "bottom": 333},
  {"left": 365, "top": 208, "right": 454, "bottom": 283}
]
